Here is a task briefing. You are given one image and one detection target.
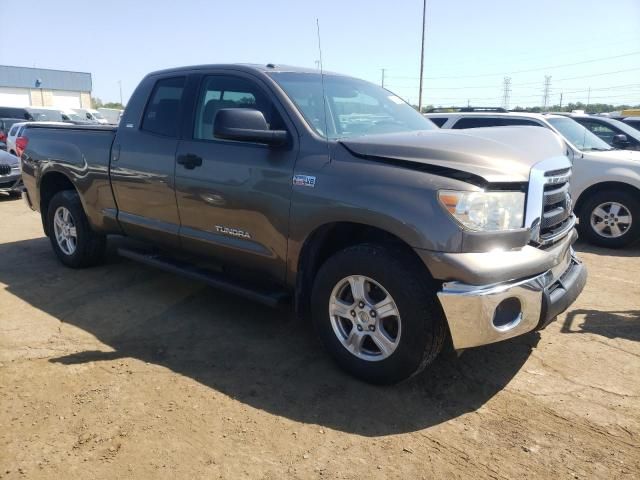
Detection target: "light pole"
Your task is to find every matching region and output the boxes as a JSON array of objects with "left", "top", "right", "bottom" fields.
[
  {"left": 118, "top": 80, "right": 123, "bottom": 106},
  {"left": 418, "top": 0, "right": 427, "bottom": 113}
]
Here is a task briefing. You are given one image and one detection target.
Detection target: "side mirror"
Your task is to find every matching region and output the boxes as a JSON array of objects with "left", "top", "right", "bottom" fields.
[
  {"left": 612, "top": 133, "right": 629, "bottom": 148},
  {"left": 214, "top": 108, "right": 287, "bottom": 146}
]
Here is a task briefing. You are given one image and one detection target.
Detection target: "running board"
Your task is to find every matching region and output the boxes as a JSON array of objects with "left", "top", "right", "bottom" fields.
[{"left": 117, "top": 247, "right": 290, "bottom": 308}]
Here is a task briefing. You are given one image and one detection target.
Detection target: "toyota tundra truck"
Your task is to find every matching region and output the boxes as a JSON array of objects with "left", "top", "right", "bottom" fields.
[{"left": 20, "top": 64, "right": 586, "bottom": 384}]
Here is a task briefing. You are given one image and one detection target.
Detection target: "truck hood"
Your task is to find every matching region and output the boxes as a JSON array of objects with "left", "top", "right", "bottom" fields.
[{"left": 339, "top": 127, "right": 568, "bottom": 184}]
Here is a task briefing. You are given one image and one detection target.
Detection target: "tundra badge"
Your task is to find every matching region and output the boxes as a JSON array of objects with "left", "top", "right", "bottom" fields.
[{"left": 215, "top": 225, "right": 252, "bottom": 239}]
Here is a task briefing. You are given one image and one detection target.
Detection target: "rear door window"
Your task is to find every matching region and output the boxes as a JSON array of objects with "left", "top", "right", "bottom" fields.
[
  {"left": 141, "top": 76, "right": 186, "bottom": 137},
  {"left": 429, "top": 117, "right": 448, "bottom": 127}
]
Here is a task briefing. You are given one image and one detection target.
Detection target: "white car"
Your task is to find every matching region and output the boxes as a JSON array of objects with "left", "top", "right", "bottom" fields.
[
  {"left": 97, "top": 107, "right": 123, "bottom": 125},
  {"left": 73, "top": 108, "right": 109, "bottom": 124},
  {"left": 5, "top": 122, "right": 29, "bottom": 157},
  {"left": 425, "top": 110, "right": 640, "bottom": 248},
  {"left": 0, "top": 149, "right": 22, "bottom": 196}
]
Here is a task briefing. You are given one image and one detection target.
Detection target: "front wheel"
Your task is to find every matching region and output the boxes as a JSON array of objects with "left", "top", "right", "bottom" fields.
[
  {"left": 579, "top": 190, "right": 639, "bottom": 248},
  {"left": 46, "top": 190, "right": 106, "bottom": 268},
  {"left": 311, "top": 244, "right": 446, "bottom": 384}
]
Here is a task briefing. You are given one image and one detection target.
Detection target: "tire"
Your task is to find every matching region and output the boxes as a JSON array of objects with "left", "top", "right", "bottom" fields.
[
  {"left": 46, "top": 190, "right": 106, "bottom": 268},
  {"left": 578, "top": 189, "right": 640, "bottom": 248},
  {"left": 311, "top": 244, "right": 446, "bottom": 384}
]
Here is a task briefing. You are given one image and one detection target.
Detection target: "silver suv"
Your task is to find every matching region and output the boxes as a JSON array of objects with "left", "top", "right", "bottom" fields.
[{"left": 426, "top": 111, "right": 640, "bottom": 248}]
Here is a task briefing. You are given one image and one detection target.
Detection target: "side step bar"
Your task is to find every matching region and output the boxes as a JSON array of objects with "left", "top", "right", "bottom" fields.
[{"left": 117, "top": 247, "right": 290, "bottom": 308}]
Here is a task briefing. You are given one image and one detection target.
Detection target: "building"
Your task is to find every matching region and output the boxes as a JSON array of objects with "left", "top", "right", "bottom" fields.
[{"left": 0, "top": 65, "right": 92, "bottom": 109}]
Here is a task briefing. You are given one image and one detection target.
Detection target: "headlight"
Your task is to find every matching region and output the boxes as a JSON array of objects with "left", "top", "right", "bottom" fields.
[{"left": 438, "top": 190, "right": 525, "bottom": 231}]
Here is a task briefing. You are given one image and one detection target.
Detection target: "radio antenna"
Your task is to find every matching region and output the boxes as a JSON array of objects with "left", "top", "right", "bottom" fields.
[{"left": 316, "top": 18, "right": 331, "bottom": 147}]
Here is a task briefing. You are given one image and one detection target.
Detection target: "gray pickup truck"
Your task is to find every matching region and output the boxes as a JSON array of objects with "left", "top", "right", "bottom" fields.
[{"left": 20, "top": 64, "right": 586, "bottom": 383}]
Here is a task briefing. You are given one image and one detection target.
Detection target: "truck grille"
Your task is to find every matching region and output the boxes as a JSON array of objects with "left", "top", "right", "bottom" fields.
[
  {"left": 539, "top": 168, "right": 573, "bottom": 244},
  {"left": 0, "top": 164, "right": 11, "bottom": 175}
]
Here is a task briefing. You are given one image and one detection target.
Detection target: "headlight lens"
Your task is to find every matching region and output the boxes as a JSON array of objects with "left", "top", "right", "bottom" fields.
[{"left": 438, "top": 190, "right": 525, "bottom": 231}]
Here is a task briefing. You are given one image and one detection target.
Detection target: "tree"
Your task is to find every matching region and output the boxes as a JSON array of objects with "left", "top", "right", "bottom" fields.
[
  {"left": 91, "top": 97, "right": 103, "bottom": 109},
  {"left": 103, "top": 102, "right": 125, "bottom": 109}
]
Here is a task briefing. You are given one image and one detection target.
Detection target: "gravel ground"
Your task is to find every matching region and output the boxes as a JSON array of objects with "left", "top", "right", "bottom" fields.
[{"left": 0, "top": 195, "right": 639, "bottom": 479}]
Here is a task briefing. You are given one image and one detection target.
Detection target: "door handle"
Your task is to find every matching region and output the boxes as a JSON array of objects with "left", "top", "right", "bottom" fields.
[{"left": 177, "top": 153, "right": 203, "bottom": 169}]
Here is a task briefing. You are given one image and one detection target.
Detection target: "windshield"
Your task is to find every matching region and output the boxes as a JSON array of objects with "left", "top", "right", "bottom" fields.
[
  {"left": 91, "top": 111, "right": 105, "bottom": 119},
  {"left": 547, "top": 117, "right": 612, "bottom": 151},
  {"left": 269, "top": 72, "right": 435, "bottom": 139}
]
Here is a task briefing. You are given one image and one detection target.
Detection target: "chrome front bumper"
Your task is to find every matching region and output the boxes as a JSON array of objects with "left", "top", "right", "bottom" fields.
[{"left": 437, "top": 241, "right": 587, "bottom": 350}]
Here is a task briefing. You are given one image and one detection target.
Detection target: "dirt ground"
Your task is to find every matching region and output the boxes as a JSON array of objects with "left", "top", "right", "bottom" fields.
[{"left": 0, "top": 195, "right": 638, "bottom": 479}]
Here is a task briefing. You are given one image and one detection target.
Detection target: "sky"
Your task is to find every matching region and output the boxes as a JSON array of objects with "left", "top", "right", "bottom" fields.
[{"left": 1, "top": 0, "right": 639, "bottom": 108}]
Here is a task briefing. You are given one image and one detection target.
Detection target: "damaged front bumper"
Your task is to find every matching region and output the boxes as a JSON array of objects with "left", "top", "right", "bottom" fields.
[{"left": 420, "top": 230, "right": 587, "bottom": 350}]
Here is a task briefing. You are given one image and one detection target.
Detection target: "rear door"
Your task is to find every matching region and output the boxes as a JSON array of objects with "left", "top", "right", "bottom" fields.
[
  {"left": 174, "top": 72, "right": 298, "bottom": 283},
  {"left": 110, "top": 76, "right": 186, "bottom": 247}
]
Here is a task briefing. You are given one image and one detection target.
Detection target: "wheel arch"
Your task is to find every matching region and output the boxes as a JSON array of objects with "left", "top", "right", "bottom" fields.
[
  {"left": 574, "top": 181, "right": 640, "bottom": 216},
  {"left": 39, "top": 171, "right": 78, "bottom": 236},
  {"left": 294, "top": 221, "right": 436, "bottom": 320}
]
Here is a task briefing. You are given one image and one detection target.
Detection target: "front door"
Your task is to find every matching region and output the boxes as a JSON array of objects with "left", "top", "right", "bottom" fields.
[
  {"left": 110, "top": 76, "right": 186, "bottom": 247},
  {"left": 174, "top": 73, "right": 298, "bottom": 283}
]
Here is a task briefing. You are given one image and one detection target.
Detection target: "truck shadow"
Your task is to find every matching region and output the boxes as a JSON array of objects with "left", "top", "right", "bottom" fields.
[
  {"left": 562, "top": 309, "right": 640, "bottom": 342},
  {"left": 1, "top": 236, "right": 540, "bottom": 436}
]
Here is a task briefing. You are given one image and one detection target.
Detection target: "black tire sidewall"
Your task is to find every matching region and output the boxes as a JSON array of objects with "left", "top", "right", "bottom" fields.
[
  {"left": 46, "top": 190, "right": 100, "bottom": 267},
  {"left": 311, "top": 244, "right": 445, "bottom": 384},
  {"left": 579, "top": 190, "right": 640, "bottom": 248}
]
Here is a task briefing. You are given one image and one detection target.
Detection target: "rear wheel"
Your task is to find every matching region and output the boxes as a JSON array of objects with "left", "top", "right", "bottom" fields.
[
  {"left": 579, "top": 190, "right": 639, "bottom": 248},
  {"left": 46, "top": 190, "right": 106, "bottom": 268},
  {"left": 311, "top": 244, "right": 446, "bottom": 384}
]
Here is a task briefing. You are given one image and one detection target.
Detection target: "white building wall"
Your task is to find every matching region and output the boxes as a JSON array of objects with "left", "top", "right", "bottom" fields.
[
  {"left": 0, "top": 87, "right": 88, "bottom": 108},
  {"left": 0, "top": 87, "right": 30, "bottom": 106}
]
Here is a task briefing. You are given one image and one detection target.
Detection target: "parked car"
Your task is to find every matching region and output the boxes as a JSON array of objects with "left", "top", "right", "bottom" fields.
[
  {"left": 97, "top": 107, "right": 123, "bottom": 124},
  {"left": 560, "top": 113, "right": 640, "bottom": 151},
  {"left": 26, "top": 107, "right": 94, "bottom": 125},
  {"left": 425, "top": 111, "right": 640, "bottom": 248},
  {"left": 0, "top": 106, "right": 33, "bottom": 121},
  {"left": 0, "top": 149, "right": 23, "bottom": 196},
  {"left": 5, "top": 122, "right": 29, "bottom": 156},
  {"left": 73, "top": 108, "right": 109, "bottom": 124},
  {"left": 0, "top": 118, "right": 24, "bottom": 150},
  {"left": 20, "top": 64, "right": 586, "bottom": 384},
  {"left": 622, "top": 117, "right": 640, "bottom": 132}
]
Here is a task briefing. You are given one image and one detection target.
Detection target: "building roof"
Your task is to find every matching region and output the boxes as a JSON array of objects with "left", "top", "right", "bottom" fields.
[{"left": 0, "top": 65, "right": 92, "bottom": 92}]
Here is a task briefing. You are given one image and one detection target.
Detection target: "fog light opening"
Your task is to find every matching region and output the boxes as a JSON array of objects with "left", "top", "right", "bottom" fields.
[{"left": 493, "top": 297, "right": 523, "bottom": 331}]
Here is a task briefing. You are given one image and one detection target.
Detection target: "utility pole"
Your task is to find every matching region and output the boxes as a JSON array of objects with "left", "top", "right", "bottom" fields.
[
  {"left": 118, "top": 80, "right": 123, "bottom": 106},
  {"left": 501, "top": 77, "right": 511, "bottom": 110},
  {"left": 418, "top": 0, "right": 426, "bottom": 113},
  {"left": 542, "top": 75, "right": 552, "bottom": 111},
  {"left": 381, "top": 68, "right": 386, "bottom": 88},
  {"left": 586, "top": 87, "right": 591, "bottom": 111},
  {"left": 559, "top": 92, "right": 563, "bottom": 110}
]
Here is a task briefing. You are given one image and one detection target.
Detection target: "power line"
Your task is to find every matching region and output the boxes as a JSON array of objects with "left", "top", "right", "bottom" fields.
[{"left": 385, "top": 51, "right": 640, "bottom": 81}]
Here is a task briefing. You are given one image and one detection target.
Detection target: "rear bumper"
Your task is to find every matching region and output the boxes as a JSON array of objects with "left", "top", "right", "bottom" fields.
[{"left": 434, "top": 234, "right": 586, "bottom": 350}]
